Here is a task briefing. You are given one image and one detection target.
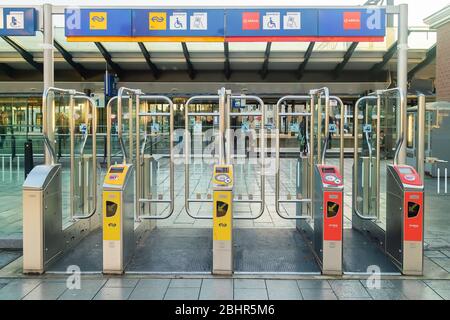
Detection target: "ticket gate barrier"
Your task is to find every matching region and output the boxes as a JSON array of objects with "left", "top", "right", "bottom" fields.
[
  {"left": 352, "top": 88, "right": 425, "bottom": 275},
  {"left": 212, "top": 164, "right": 234, "bottom": 275},
  {"left": 313, "top": 165, "right": 343, "bottom": 274},
  {"left": 103, "top": 164, "right": 135, "bottom": 274},
  {"left": 184, "top": 88, "right": 265, "bottom": 274},
  {"left": 275, "top": 90, "right": 345, "bottom": 275},
  {"left": 23, "top": 87, "right": 98, "bottom": 274},
  {"left": 386, "top": 165, "right": 424, "bottom": 275}
]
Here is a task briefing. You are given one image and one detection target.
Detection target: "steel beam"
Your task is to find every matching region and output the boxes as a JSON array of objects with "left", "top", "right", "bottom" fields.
[
  {"left": 138, "top": 42, "right": 160, "bottom": 79},
  {"left": 224, "top": 42, "right": 231, "bottom": 80},
  {"left": 298, "top": 42, "right": 315, "bottom": 80},
  {"left": 260, "top": 42, "right": 272, "bottom": 79},
  {"left": 1, "top": 36, "right": 43, "bottom": 72},
  {"left": 408, "top": 44, "right": 437, "bottom": 80},
  {"left": 334, "top": 42, "right": 359, "bottom": 78},
  {"left": 181, "top": 42, "right": 196, "bottom": 80},
  {"left": 94, "top": 42, "right": 123, "bottom": 76},
  {"left": 54, "top": 40, "right": 89, "bottom": 79}
]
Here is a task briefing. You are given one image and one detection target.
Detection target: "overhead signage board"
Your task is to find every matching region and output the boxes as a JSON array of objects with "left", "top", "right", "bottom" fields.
[
  {"left": 65, "top": 7, "right": 386, "bottom": 42},
  {"left": 0, "top": 7, "right": 37, "bottom": 36},
  {"left": 225, "top": 9, "right": 319, "bottom": 41},
  {"left": 65, "top": 9, "right": 132, "bottom": 37},
  {"left": 132, "top": 9, "right": 225, "bottom": 39},
  {"left": 319, "top": 8, "right": 386, "bottom": 39}
]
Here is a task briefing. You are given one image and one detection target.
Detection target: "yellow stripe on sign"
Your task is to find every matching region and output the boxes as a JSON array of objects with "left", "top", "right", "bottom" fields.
[{"left": 66, "top": 36, "right": 225, "bottom": 42}]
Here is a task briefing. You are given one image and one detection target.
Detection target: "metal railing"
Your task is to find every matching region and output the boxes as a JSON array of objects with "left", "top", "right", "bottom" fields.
[
  {"left": 135, "top": 95, "right": 175, "bottom": 221},
  {"left": 275, "top": 95, "right": 312, "bottom": 220}
]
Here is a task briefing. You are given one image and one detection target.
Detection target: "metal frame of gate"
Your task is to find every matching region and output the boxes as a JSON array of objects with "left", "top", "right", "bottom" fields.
[
  {"left": 275, "top": 90, "right": 344, "bottom": 220},
  {"left": 106, "top": 88, "right": 175, "bottom": 221},
  {"left": 42, "top": 87, "right": 98, "bottom": 221},
  {"left": 184, "top": 88, "right": 265, "bottom": 220}
]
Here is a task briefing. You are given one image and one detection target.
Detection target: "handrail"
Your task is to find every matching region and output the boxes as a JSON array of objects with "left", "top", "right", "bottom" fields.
[
  {"left": 71, "top": 95, "right": 98, "bottom": 220},
  {"left": 135, "top": 95, "right": 175, "bottom": 221},
  {"left": 371, "top": 87, "right": 406, "bottom": 166},
  {"left": 275, "top": 95, "right": 312, "bottom": 220},
  {"left": 42, "top": 87, "right": 84, "bottom": 165},
  {"left": 353, "top": 95, "right": 378, "bottom": 221},
  {"left": 105, "top": 95, "right": 130, "bottom": 168},
  {"left": 230, "top": 94, "right": 265, "bottom": 220},
  {"left": 310, "top": 87, "right": 330, "bottom": 166},
  {"left": 117, "top": 87, "right": 143, "bottom": 164},
  {"left": 185, "top": 95, "right": 220, "bottom": 219}
]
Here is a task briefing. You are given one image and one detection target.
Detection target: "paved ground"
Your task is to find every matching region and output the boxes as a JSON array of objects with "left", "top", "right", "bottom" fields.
[
  {"left": 0, "top": 276, "right": 449, "bottom": 300},
  {"left": 1, "top": 155, "right": 450, "bottom": 300}
]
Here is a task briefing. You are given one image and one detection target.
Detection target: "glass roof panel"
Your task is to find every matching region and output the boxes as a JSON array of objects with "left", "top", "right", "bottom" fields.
[
  {"left": 186, "top": 42, "right": 224, "bottom": 52},
  {"left": 9, "top": 33, "right": 44, "bottom": 52},
  {"left": 102, "top": 42, "right": 140, "bottom": 52},
  {"left": 54, "top": 28, "right": 99, "bottom": 52},
  {"left": 271, "top": 42, "right": 311, "bottom": 52},
  {"left": 145, "top": 42, "right": 182, "bottom": 53},
  {"left": 229, "top": 42, "right": 267, "bottom": 52}
]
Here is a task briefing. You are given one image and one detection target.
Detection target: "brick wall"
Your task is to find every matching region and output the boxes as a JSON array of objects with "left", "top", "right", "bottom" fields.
[{"left": 436, "top": 22, "right": 450, "bottom": 101}]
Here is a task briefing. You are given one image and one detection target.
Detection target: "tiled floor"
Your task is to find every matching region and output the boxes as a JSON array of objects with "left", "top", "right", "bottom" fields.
[{"left": 0, "top": 277, "right": 449, "bottom": 300}]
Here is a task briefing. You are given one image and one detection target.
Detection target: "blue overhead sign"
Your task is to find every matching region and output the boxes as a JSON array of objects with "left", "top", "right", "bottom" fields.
[
  {"left": 65, "top": 7, "right": 386, "bottom": 42},
  {"left": 225, "top": 9, "right": 319, "bottom": 38},
  {"left": 65, "top": 9, "right": 132, "bottom": 37},
  {"left": 132, "top": 9, "right": 225, "bottom": 37},
  {"left": 319, "top": 8, "right": 386, "bottom": 37},
  {"left": 0, "top": 8, "right": 37, "bottom": 36}
]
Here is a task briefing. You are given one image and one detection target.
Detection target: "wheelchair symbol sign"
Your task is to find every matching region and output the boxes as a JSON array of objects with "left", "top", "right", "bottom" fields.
[
  {"left": 329, "top": 124, "right": 337, "bottom": 133},
  {"left": 363, "top": 124, "right": 372, "bottom": 133}
]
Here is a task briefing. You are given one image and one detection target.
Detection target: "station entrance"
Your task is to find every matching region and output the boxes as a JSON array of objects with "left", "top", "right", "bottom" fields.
[
  {"left": 22, "top": 83, "right": 425, "bottom": 276},
  {"left": 15, "top": 3, "right": 426, "bottom": 278}
]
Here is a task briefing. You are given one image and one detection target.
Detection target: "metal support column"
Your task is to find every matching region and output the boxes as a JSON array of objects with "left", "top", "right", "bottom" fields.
[
  {"left": 43, "top": 3, "right": 54, "bottom": 165},
  {"left": 417, "top": 94, "right": 426, "bottom": 181},
  {"left": 397, "top": 3, "right": 408, "bottom": 164}
]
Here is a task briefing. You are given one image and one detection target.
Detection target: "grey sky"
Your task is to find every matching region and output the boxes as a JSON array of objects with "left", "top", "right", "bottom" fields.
[{"left": 4, "top": 0, "right": 449, "bottom": 26}]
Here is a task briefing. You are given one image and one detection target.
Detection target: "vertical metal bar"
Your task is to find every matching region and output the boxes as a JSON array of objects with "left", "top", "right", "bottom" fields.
[
  {"left": 129, "top": 96, "right": 133, "bottom": 165},
  {"left": 218, "top": 88, "right": 226, "bottom": 165},
  {"left": 43, "top": 3, "right": 54, "bottom": 165},
  {"left": 353, "top": 100, "right": 359, "bottom": 215},
  {"left": 225, "top": 91, "right": 232, "bottom": 165},
  {"left": 437, "top": 168, "right": 440, "bottom": 194},
  {"left": 69, "top": 95, "right": 75, "bottom": 221},
  {"left": 323, "top": 95, "right": 329, "bottom": 165},
  {"left": 309, "top": 94, "right": 315, "bottom": 218},
  {"left": 135, "top": 94, "right": 141, "bottom": 220},
  {"left": 376, "top": 95, "right": 381, "bottom": 220},
  {"left": 445, "top": 168, "right": 448, "bottom": 194},
  {"left": 117, "top": 95, "right": 123, "bottom": 163},
  {"left": 91, "top": 97, "right": 97, "bottom": 218},
  {"left": 340, "top": 99, "right": 344, "bottom": 174},
  {"left": 106, "top": 97, "right": 116, "bottom": 169},
  {"left": 417, "top": 95, "right": 426, "bottom": 181},
  {"left": 317, "top": 97, "right": 322, "bottom": 163},
  {"left": 397, "top": 3, "right": 409, "bottom": 164}
]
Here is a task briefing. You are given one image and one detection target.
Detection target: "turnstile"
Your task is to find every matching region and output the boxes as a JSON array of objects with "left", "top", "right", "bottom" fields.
[
  {"left": 212, "top": 164, "right": 234, "bottom": 275},
  {"left": 351, "top": 88, "right": 425, "bottom": 275},
  {"left": 22, "top": 87, "right": 99, "bottom": 274},
  {"left": 102, "top": 164, "right": 135, "bottom": 274},
  {"left": 313, "top": 165, "right": 343, "bottom": 275},
  {"left": 386, "top": 164, "right": 424, "bottom": 275}
]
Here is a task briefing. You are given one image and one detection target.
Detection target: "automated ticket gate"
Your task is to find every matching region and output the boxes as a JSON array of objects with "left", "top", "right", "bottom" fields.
[
  {"left": 102, "top": 87, "right": 175, "bottom": 274},
  {"left": 275, "top": 89, "right": 346, "bottom": 275},
  {"left": 184, "top": 88, "right": 266, "bottom": 274},
  {"left": 23, "top": 87, "right": 98, "bottom": 274},
  {"left": 350, "top": 88, "right": 424, "bottom": 275}
]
